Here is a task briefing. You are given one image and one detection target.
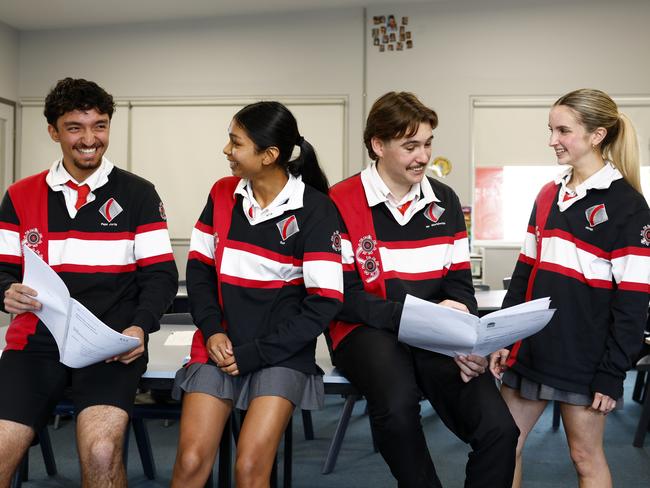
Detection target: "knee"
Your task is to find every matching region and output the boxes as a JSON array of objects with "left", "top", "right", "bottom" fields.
[
  {"left": 175, "top": 447, "right": 207, "bottom": 479},
  {"left": 369, "top": 396, "right": 421, "bottom": 436},
  {"left": 569, "top": 444, "right": 602, "bottom": 475},
  {"left": 235, "top": 453, "right": 265, "bottom": 485},
  {"left": 475, "top": 413, "right": 520, "bottom": 453},
  {"left": 84, "top": 437, "right": 122, "bottom": 472}
]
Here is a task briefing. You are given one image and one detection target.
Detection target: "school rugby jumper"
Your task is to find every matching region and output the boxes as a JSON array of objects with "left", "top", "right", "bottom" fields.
[
  {"left": 504, "top": 163, "right": 650, "bottom": 399},
  {"left": 0, "top": 161, "right": 178, "bottom": 355},
  {"left": 328, "top": 168, "right": 476, "bottom": 350},
  {"left": 185, "top": 176, "right": 343, "bottom": 376}
]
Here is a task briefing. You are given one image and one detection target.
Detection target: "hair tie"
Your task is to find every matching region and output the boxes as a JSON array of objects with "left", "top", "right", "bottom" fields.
[
  {"left": 296, "top": 135, "right": 304, "bottom": 146},
  {"left": 289, "top": 143, "right": 302, "bottom": 162}
]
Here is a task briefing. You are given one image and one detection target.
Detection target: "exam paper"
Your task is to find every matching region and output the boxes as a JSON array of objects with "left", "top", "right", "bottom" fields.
[
  {"left": 398, "top": 294, "right": 555, "bottom": 357},
  {"left": 22, "top": 246, "right": 140, "bottom": 368}
]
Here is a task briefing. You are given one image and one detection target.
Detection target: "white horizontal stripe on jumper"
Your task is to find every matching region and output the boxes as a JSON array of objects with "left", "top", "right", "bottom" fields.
[
  {"left": 134, "top": 228, "right": 173, "bottom": 260},
  {"left": 521, "top": 231, "right": 537, "bottom": 260},
  {"left": 189, "top": 228, "right": 215, "bottom": 260},
  {"left": 0, "top": 229, "right": 21, "bottom": 256},
  {"left": 379, "top": 243, "right": 452, "bottom": 274},
  {"left": 612, "top": 254, "right": 650, "bottom": 285},
  {"left": 49, "top": 239, "right": 135, "bottom": 266},
  {"left": 220, "top": 247, "right": 302, "bottom": 282},
  {"left": 541, "top": 236, "right": 611, "bottom": 282},
  {"left": 451, "top": 237, "right": 471, "bottom": 264},
  {"left": 340, "top": 238, "right": 355, "bottom": 265},
  {"left": 303, "top": 260, "right": 344, "bottom": 293}
]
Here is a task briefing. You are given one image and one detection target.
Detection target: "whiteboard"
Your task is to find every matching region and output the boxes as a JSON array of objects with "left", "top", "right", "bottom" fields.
[
  {"left": 130, "top": 99, "right": 346, "bottom": 240},
  {"left": 472, "top": 96, "right": 650, "bottom": 167}
]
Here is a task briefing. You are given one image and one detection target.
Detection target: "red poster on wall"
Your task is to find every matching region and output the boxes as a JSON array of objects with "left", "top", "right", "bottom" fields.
[{"left": 474, "top": 167, "right": 503, "bottom": 240}]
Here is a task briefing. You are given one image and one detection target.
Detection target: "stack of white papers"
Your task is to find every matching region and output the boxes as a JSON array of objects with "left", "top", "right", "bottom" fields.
[
  {"left": 22, "top": 245, "right": 140, "bottom": 368},
  {"left": 398, "top": 294, "right": 555, "bottom": 357}
]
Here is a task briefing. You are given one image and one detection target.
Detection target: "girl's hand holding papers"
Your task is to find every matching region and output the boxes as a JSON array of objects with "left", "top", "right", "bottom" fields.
[
  {"left": 438, "top": 299, "right": 469, "bottom": 313},
  {"left": 489, "top": 348, "right": 510, "bottom": 379}
]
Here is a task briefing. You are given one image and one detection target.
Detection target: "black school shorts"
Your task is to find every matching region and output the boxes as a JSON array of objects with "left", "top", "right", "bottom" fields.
[{"left": 0, "top": 350, "right": 146, "bottom": 432}]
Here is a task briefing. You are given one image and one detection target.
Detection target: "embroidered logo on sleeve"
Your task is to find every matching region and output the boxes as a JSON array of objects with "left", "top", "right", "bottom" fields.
[
  {"left": 331, "top": 230, "right": 342, "bottom": 252},
  {"left": 159, "top": 201, "right": 167, "bottom": 221},
  {"left": 99, "top": 198, "right": 124, "bottom": 223},
  {"left": 424, "top": 202, "right": 445, "bottom": 223},
  {"left": 277, "top": 215, "right": 299, "bottom": 242},
  {"left": 641, "top": 224, "right": 650, "bottom": 246},
  {"left": 585, "top": 204, "right": 608, "bottom": 227}
]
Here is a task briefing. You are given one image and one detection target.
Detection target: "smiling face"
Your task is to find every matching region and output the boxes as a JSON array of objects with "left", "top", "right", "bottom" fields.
[
  {"left": 548, "top": 105, "right": 602, "bottom": 168},
  {"left": 373, "top": 121, "right": 433, "bottom": 198},
  {"left": 222, "top": 120, "right": 267, "bottom": 180},
  {"left": 48, "top": 108, "right": 110, "bottom": 182}
]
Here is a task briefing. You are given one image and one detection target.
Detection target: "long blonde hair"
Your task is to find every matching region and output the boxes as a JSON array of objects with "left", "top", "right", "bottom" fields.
[{"left": 554, "top": 89, "right": 641, "bottom": 193}]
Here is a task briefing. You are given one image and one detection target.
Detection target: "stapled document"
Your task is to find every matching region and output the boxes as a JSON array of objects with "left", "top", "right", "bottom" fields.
[{"left": 398, "top": 294, "right": 555, "bottom": 357}]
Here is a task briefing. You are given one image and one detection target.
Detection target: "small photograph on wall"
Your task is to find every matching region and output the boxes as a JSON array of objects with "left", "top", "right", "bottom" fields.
[
  {"left": 383, "top": 34, "right": 389, "bottom": 43},
  {"left": 389, "top": 33, "right": 396, "bottom": 42},
  {"left": 400, "top": 33, "right": 406, "bottom": 42},
  {"left": 407, "top": 40, "right": 413, "bottom": 49},
  {"left": 386, "top": 14, "right": 398, "bottom": 34},
  {"left": 372, "top": 28, "right": 379, "bottom": 38},
  {"left": 406, "top": 31, "right": 412, "bottom": 40},
  {"left": 400, "top": 26, "right": 405, "bottom": 35},
  {"left": 374, "top": 37, "right": 380, "bottom": 46},
  {"left": 402, "top": 16, "right": 409, "bottom": 25},
  {"left": 373, "top": 16, "right": 382, "bottom": 25},
  {"left": 379, "top": 44, "right": 385, "bottom": 52},
  {"left": 396, "top": 42, "right": 403, "bottom": 51},
  {"left": 388, "top": 44, "right": 394, "bottom": 51}
]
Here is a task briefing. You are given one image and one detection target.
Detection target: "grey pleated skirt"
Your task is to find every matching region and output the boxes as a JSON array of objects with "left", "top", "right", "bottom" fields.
[
  {"left": 502, "top": 369, "right": 623, "bottom": 408},
  {"left": 172, "top": 362, "right": 324, "bottom": 410}
]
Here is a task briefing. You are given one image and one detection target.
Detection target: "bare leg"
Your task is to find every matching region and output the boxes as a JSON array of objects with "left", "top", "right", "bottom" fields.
[
  {"left": 171, "top": 392, "right": 233, "bottom": 488},
  {"left": 76, "top": 405, "right": 130, "bottom": 488},
  {"left": 235, "top": 396, "right": 294, "bottom": 488},
  {"left": 0, "top": 419, "right": 35, "bottom": 488},
  {"left": 561, "top": 403, "right": 612, "bottom": 488},
  {"left": 499, "top": 385, "right": 548, "bottom": 488}
]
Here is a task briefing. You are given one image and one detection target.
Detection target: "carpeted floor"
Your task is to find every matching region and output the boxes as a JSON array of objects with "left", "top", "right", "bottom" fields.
[{"left": 13, "top": 374, "right": 650, "bottom": 487}]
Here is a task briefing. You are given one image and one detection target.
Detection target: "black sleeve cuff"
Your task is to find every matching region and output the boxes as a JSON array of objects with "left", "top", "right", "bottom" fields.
[
  {"left": 233, "top": 341, "right": 264, "bottom": 375},
  {"left": 132, "top": 310, "right": 157, "bottom": 334},
  {"left": 197, "top": 314, "right": 225, "bottom": 343}
]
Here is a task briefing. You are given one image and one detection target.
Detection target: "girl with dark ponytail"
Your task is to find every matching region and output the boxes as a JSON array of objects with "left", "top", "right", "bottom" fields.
[{"left": 171, "top": 101, "right": 343, "bottom": 487}]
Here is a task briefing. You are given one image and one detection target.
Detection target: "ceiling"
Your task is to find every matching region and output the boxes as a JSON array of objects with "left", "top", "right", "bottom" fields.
[{"left": 0, "top": 0, "right": 436, "bottom": 31}]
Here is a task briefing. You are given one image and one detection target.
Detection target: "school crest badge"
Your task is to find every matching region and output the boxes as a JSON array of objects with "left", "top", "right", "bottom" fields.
[
  {"left": 585, "top": 204, "right": 608, "bottom": 228},
  {"left": 99, "top": 198, "right": 123, "bottom": 223},
  {"left": 424, "top": 202, "right": 445, "bottom": 223},
  {"left": 277, "top": 215, "right": 299, "bottom": 241}
]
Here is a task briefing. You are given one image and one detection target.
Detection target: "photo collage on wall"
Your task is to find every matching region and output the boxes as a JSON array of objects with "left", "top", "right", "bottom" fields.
[{"left": 372, "top": 15, "right": 413, "bottom": 52}]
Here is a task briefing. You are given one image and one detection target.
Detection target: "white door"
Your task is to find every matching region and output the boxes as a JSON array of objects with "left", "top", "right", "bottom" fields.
[{"left": 0, "top": 101, "right": 15, "bottom": 194}]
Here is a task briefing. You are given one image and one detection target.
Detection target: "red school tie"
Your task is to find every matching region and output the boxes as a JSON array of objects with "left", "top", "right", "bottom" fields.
[{"left": 65, "top": 180, "right": 91, "bottom": 210}]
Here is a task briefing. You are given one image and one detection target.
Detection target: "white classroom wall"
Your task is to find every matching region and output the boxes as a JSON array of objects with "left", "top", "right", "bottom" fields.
[
  {"left": 0, "top": 20, "right": 18, "bottom": 101},
  {"left": 9, "top": 0, "right": 650, "bottom": 285}
]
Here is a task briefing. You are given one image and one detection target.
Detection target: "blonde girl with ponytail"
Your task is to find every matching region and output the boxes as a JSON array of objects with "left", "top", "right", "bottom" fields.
[{"left": 490, "top": 89, "right": 650, "bottom": 488}]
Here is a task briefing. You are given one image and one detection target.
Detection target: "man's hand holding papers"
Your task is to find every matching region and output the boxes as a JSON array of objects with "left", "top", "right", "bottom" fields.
[
  {"left": 21, "top": 245, "right": 141, "bottom": 368},
  {"left": 398, "top": 294, "right": 556, "bottom": 358}
]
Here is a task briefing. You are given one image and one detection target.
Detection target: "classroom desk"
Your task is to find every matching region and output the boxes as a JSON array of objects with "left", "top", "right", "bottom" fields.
[{"left": 475, "top": 289, "right": 507, "bottom": 315}]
